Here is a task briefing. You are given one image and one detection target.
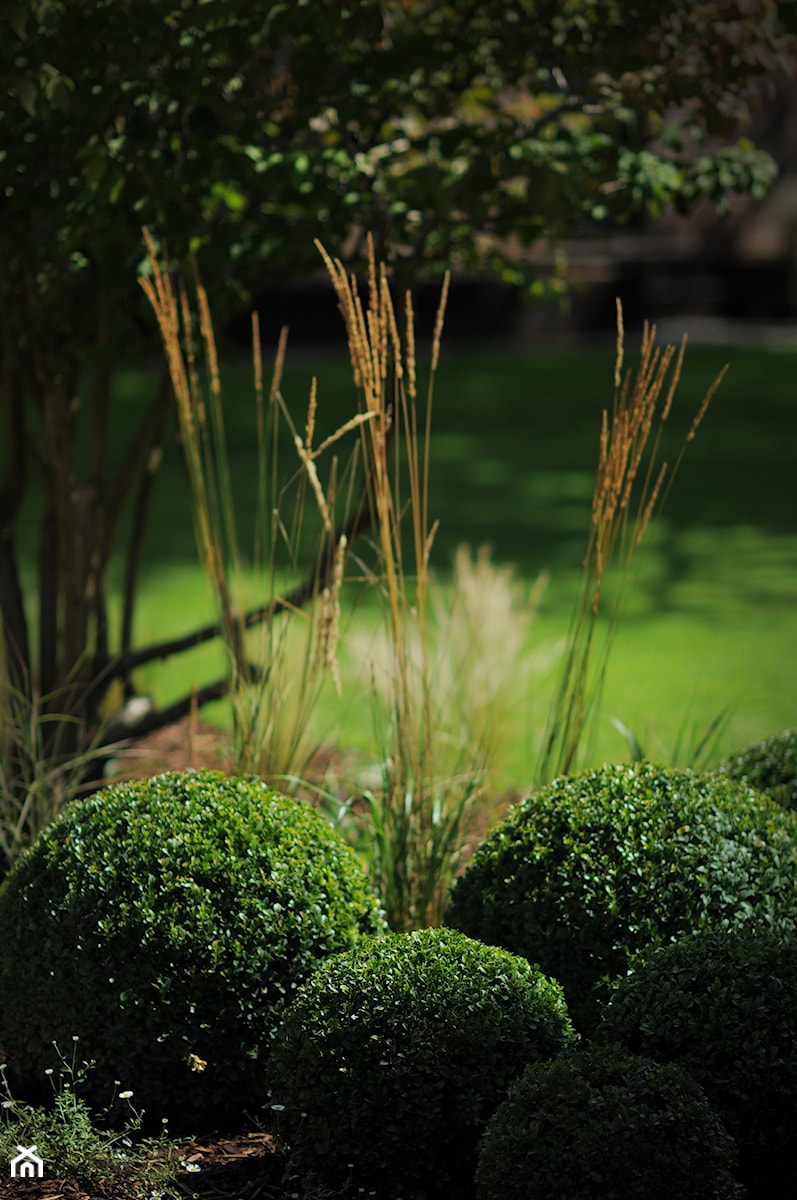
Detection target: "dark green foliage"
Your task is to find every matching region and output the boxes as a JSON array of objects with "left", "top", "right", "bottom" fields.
[
  {"left": 267, "top": 927, "right": 576, "bottom": 1200},
  {"left": 598, "top": 926, "right": 797, "bottom": 1199},
  {"left": 714, "top": 728, "right": 797, "bottom": 812},
  {"left": 447, "top": 762, "right": 797, "bottom": 1031},
  {"left": 0, "top": 770, "right": 385, "bottom": 1131},
  {"left": 475, "top": 1045, "right": 743, "bottom": 1200}
]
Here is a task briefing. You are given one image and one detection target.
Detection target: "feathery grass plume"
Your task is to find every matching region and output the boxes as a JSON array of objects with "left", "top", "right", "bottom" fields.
[
  {"left": 535, "top": 301, "right": 726, "bottom": 785},
  {"left": 139, "top": 232, "right": 365, "bottom": 784},
  {"left": 348, "top": 545, "right": 545, "bottom": 796},
  {"left": 319, "top": 236, "right": 487, "bottom": 932}
]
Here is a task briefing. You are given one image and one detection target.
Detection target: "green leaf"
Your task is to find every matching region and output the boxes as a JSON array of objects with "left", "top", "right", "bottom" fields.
[{"left": 12, "top": 76, "right": 38, "bottom": 117}]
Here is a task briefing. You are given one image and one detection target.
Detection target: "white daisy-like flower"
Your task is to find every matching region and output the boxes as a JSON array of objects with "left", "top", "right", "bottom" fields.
[
  {"left": 118, "top": 1089, "right": 134, "bottom": 1099},
  {"left": 181, "top": 1161, "right": 201, "bottom": 1173}
]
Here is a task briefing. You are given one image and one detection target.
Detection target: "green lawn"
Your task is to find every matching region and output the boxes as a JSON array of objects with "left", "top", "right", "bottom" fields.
[
  {"left": 25, "top": 337, "right": 797, "bottom": 790},
  {"left": 17, "top": 333, "right": 792, "bottom": 792}
]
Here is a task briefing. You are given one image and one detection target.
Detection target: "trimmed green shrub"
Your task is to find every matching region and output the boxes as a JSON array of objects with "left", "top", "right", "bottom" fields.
[
  {"left": 447, "top": 762, "right": 797, "bottom": 1030},
  {"left": 0, "top": 769, "right": 385, "bottom": 1130},
  {"left": 598, "top": 926, "right": 797, "bottom": 1199},
  {"left": 475, "top": 1045, "right": 743, "bottom": 1200},
  {"left": 268, "top": 927, "right": 577, "bottom": 1200},
  {"left": 714, "top": 728, "right": 797, "bottom": 812}
]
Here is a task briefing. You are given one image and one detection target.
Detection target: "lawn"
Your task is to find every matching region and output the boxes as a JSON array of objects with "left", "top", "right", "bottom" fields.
[{"left": 21, "top": 337, "right": 796, "bottom": 787}]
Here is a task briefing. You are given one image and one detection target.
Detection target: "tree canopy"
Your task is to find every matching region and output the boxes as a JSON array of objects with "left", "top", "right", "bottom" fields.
[{"left": 2, "top": 0, "right": 793, "bottom": 325}]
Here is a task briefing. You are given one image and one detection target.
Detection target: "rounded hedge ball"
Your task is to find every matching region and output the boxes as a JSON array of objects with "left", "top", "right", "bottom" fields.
[
  {"left": 598, "top": 926, "right": 797, "bottom": 1199},
  {"left": 0, "top": 770, "right": 386, "bottom": 1130},
  {"left": 475, "top": 1046, "right": 743, "bottom": 1200},
  {"left": 447, "top": 762, "right": 797, "bottom": 1031},
  {"left": 714, "top": 728, "right": 797, "bottom": 812},
  {"left": 268, "top": 927, "right": 577, "bottom": 1200}
]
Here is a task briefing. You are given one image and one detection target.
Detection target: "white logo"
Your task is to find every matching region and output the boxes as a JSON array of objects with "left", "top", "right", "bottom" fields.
[{"left": 10, "top": 1145, "right": 44, "bottom": 1178}]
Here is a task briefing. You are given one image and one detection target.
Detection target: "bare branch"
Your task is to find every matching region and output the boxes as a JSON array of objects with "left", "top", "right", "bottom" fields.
[
  {"left": 107, "top": 677, "right": 231, "bottom": 740},
  {"left": 106, "top": 497, "right": 372, "bottom": 681}
]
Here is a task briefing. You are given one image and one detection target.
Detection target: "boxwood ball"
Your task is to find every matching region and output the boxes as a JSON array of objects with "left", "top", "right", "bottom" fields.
[{"left": 0, "top": 769, "right": 386, "bottom": 1130}]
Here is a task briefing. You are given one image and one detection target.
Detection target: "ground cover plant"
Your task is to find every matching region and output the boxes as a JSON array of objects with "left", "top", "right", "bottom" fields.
[
  {"left": 0, "top": 769, "right": 385, "bottom": 1133},
  {"left": 268, "top": 927, "right": 576, "bottom": 1200},
  {"left": 475, "top": 1045, "right": 743, "bottom": 1200},
  {"left": 447, "top": 762, "right": 797, "bottom": 1031},
  {"left": 598, "top": 925, "right": 797, "bottom": 1199},
  {"left": 0, "top": 1049, "right": 180, "bottom": 1199}
]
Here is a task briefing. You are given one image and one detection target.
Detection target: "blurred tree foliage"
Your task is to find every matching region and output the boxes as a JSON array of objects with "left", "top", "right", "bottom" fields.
[{"left": 0, "top": 0, "right": 794, "bottom": 847}]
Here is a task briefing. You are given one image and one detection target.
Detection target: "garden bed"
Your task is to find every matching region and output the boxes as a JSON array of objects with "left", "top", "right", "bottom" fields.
[{"left": 0, "top": 1131, "right": 286, "bottom": 1200}]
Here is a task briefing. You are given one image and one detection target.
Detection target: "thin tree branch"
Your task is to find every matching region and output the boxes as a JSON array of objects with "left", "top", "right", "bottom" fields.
[
  {"left": 105, "top": 496, "right": 372, "bottom": 681},
  {"left": 108, "top": 677, "right": 231, "bottom": 740}
]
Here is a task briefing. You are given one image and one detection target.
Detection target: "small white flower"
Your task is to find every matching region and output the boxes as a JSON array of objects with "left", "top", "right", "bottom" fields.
[
  {"left": 118, "top": 1089, "right": 134, "bottom": 1099},
  {"left": 1, "top": 1100, "right": 14, "bottom": 1108},
  {"left": 270, "top": 1103, "right": 286, "bottom": 1112},
  {"left": 44, "top": 1068, "right": 54, "bottom": 1076},
  {"left": 181, "top": 1161, "right": 201, "bottom": 1173}
]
